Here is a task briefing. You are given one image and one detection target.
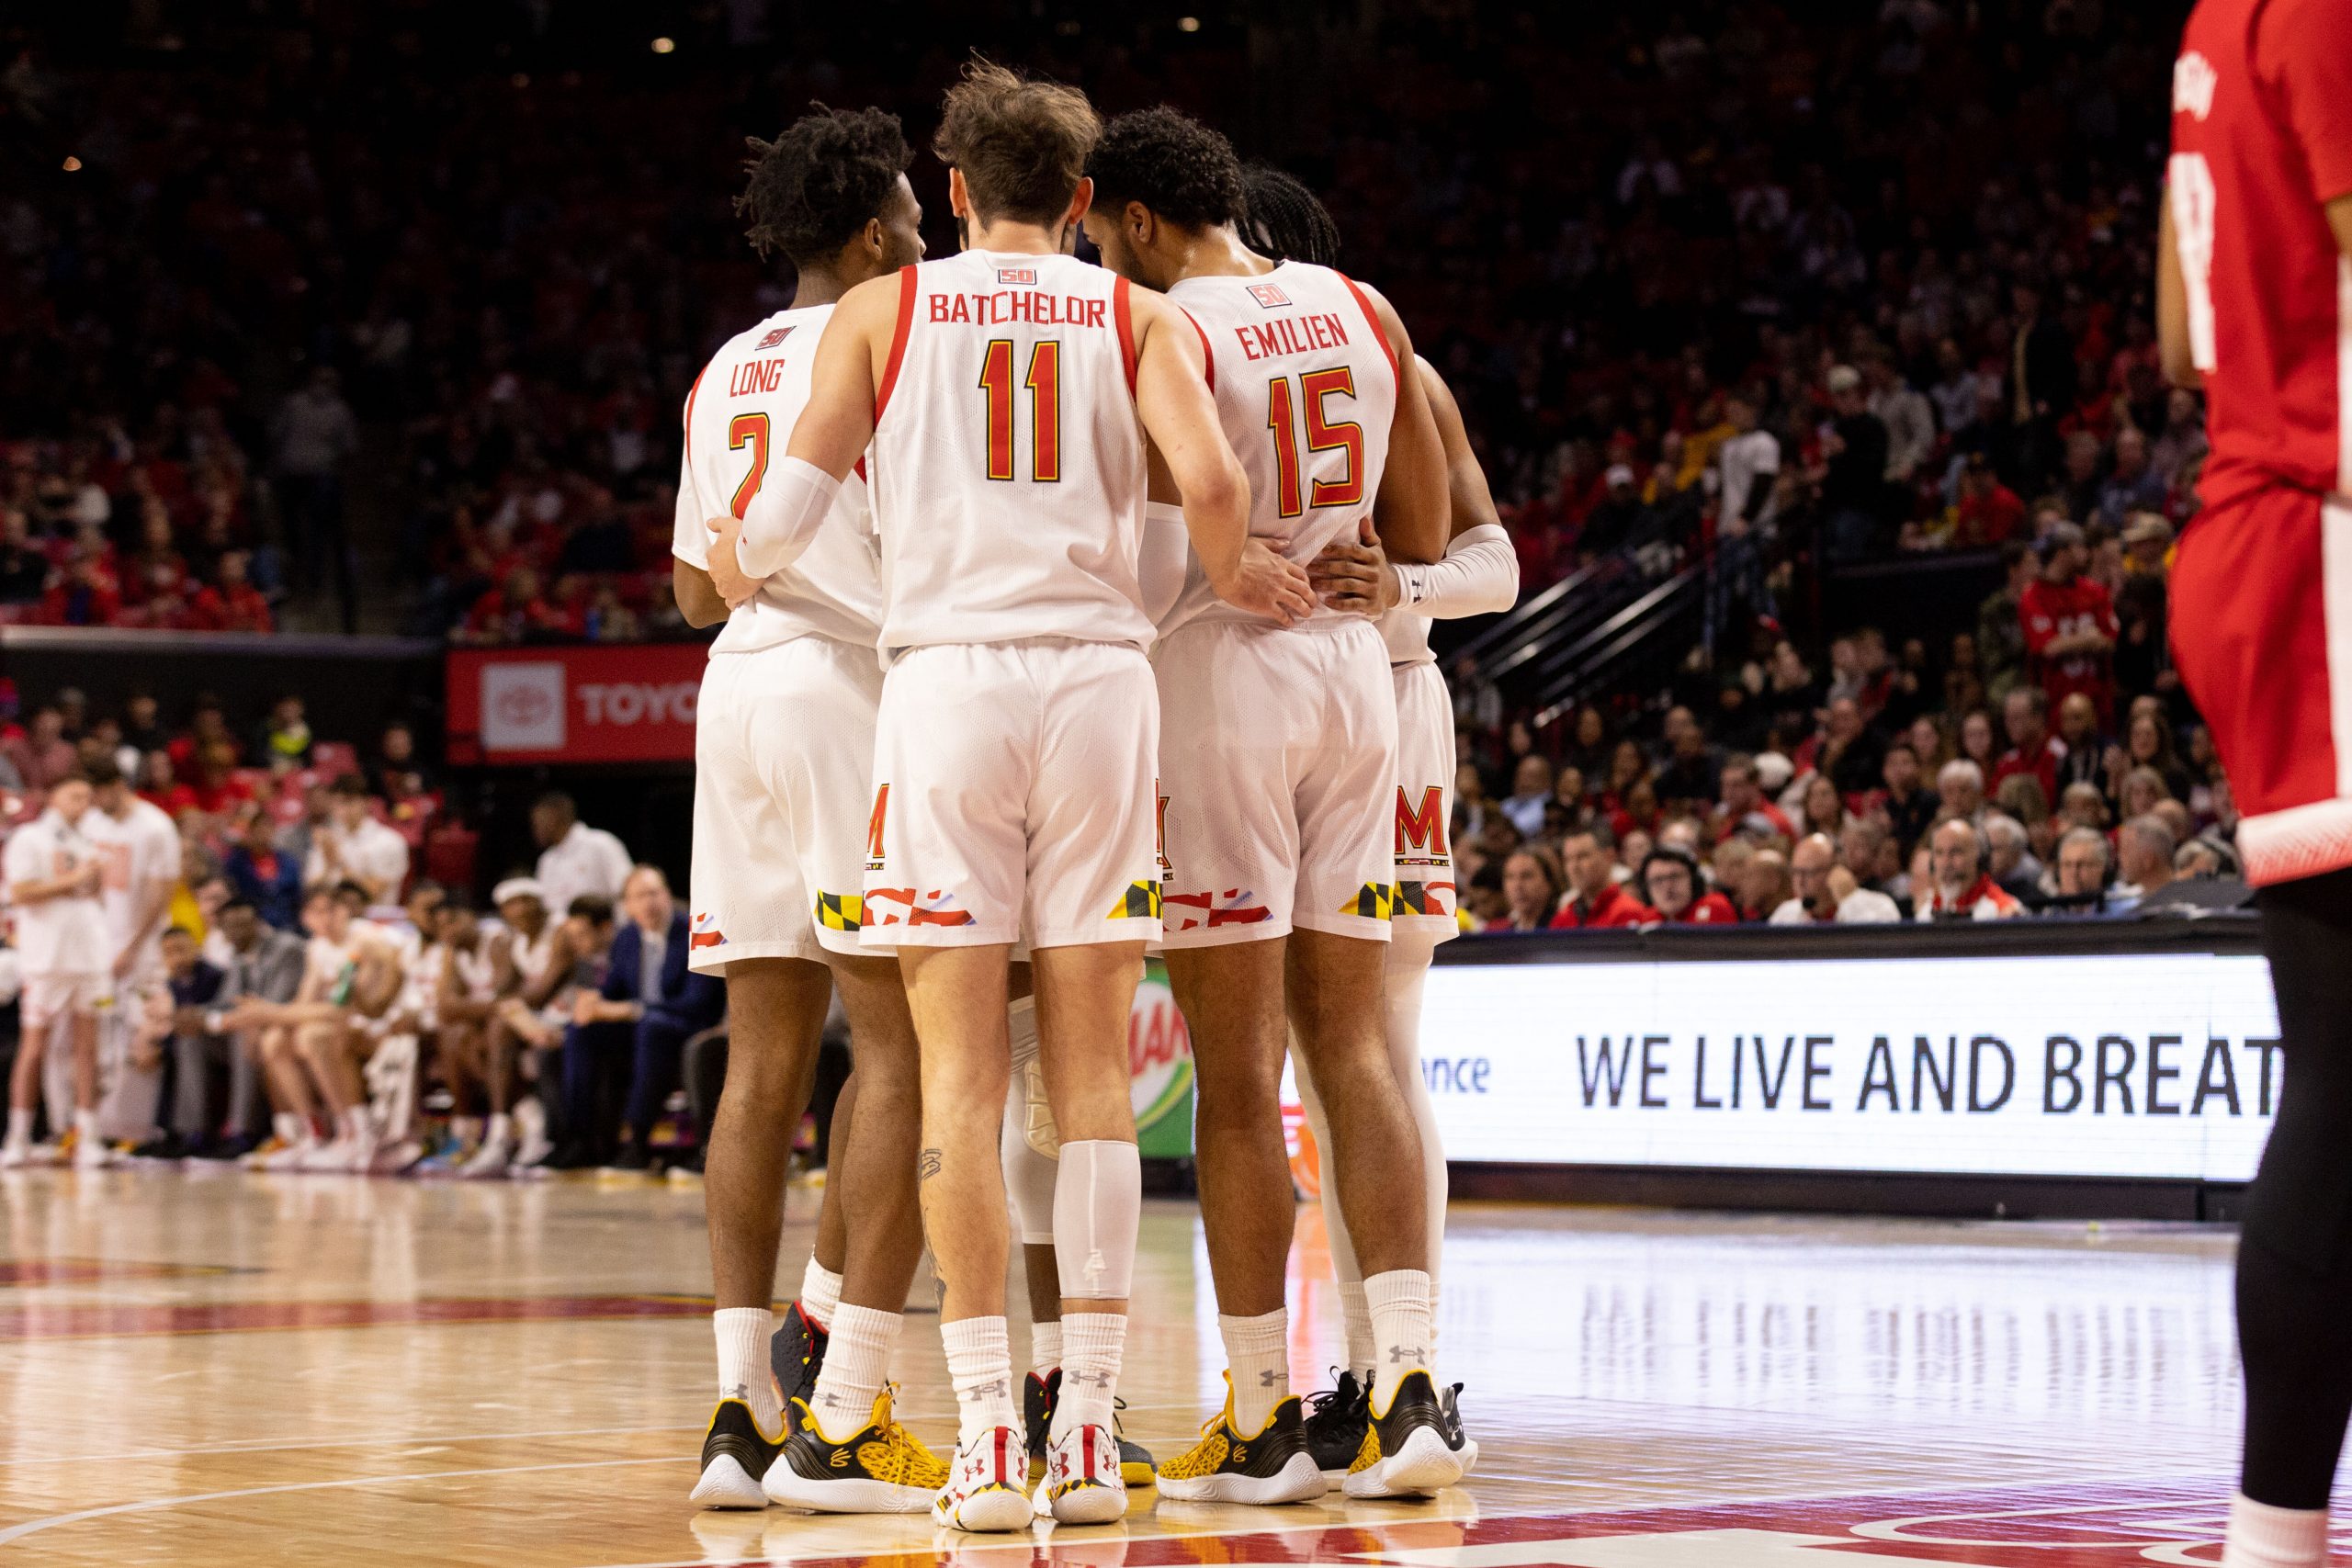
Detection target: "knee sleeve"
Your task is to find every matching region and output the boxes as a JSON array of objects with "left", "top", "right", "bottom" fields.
[{"left": 1052, "top": 1138, "right": 1140, "bottom": 1300}]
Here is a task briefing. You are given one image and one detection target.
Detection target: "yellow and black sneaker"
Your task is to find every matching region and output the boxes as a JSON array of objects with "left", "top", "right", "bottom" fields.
[
  {"left": 1112, "top": 1397, "right": 1157, "bottom": 1487},
  {"left": 769, "top": 1302, "right": 828, "bottom": 1438},
  {"left": 689, "top": 1397, "right": 784, "bottom": 1509},
  {"left": 1156, "top": 1375, "right": 1327, "bottom": 1505},
  {"left": 1342, "top": 1370, "right": 1466, "bottom": 1498},
  {"left": 763, "top": 1387, "right": 947, "bottom": 1514},
  {"left": 1438, "top": 1381, "right": 1479, "bottom": 1474},
  {"left": 1304, "top": 1368, "right": 1372, "bottom": 1480}
]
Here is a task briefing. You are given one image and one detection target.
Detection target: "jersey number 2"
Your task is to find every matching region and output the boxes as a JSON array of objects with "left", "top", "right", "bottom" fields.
[
  {"left": 1265, "top": 367, "right": 1364, "bottom": 519},
  {"left": 728, "top": 412, "right": 770, "bottom": 519},
  {"left": 979, "top": 339, "right": 1061, "bottom": 482}
]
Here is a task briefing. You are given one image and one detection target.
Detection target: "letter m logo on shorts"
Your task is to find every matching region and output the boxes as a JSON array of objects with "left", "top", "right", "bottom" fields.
[{"left": 1395, "top": 785, "right": 1448, "bottom": 857}]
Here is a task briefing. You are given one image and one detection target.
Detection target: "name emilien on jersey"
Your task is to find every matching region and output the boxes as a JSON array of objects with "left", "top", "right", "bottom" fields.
[
  {"left": 1231, "top": 311, "right": 1353, "bottom": 364},
  {"left": 926, "top": 291, "right": 1111, "bottom": 328}
]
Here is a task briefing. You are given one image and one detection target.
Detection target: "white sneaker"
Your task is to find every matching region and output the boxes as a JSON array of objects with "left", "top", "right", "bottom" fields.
[
  {"left": 370, "top": 1138, "right": 425, "bottom": 1176},
  {"left": 0, "top": 1140, "right": 33, "bottom": 1169},
  {"left": 458, "top": 1133, "right": 513, "bottom": 1179},
  {"left": 73, "top": 1135, "right": 115, "bottom": 1170},
  {"left": 299, "top": 1134, "right": 373, "bottom": 1172},
  {"left": 933, "top": 1427, "right": 1035, "bottom": 1532},
  {"left": 258, "top": 1137, "right": 320, "bottom": 1171},
  {"left": 1035, "top": 1422, "right": 1126, "bottom": 1524},
  {"left": 512, "top": 1100, "right": 552, "bottom": 1168}
]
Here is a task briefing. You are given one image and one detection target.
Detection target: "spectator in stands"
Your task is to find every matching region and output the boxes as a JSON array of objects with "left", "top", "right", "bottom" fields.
[
  {"left": 1873, "top": 742, "right": 1939, "bottom": 854},
  {"left": 2060, "top": 781, "right": 2112, "bottom": 837},
  {"left": 2175, "top": 837, "right": 2235, "bottom": 882},
  {"left": 255, "top": 694, "right": 312, "bottom": 768},
  {"left": 271, "top": 367, "right": 361, "bottom": 630},
  {"left": 2096, "top": 429, "right": 2167, "bottom": 530},
  {"left": 1709, "top": 754, "right": 1790, "bottom": 843},
  {"left": 2111, "top": 815, "right": 2178, "bottom": 910},
  {"left": 2052, "top": 693, "right": 2105, "bottom": 795},
  {"left": 368, "top": 720, "right": 433, "bottom": 799},
  {"left": 1738, "top": 848, "right": 1794, "bottom": 922},
  {"left": 1486, "top": 847, "right": 1566, "bottom": 934},
  {"left": 187, "top": 552, "right": 275, "bottom": 633},
  {"left": 0, "top": 510, "right": 46, "bottom": 606},
  {"left": 2116, "top": 764, "right": 2171, "bottom": 826},
  {"left": 1772, "top": 832, "right": 1901, "bottom": 924},
  {"left": 1991, "top": 687, "right": 2064, "bottom": 807},
  {"left": 2021, "top": 522, "right": 2119, "bottom": 726},
  {"left": 1452, "top": 761, "right": 1491, "bottom": 843},
  {"left": 304, "top": 776, "right": 409, "bottom": 905},
  {"left": 1818, "top": 365, "right": 1891, "bottom": 559},
  {"left": 2050, "top": 827, "right": 2116, "bottom": 913},
  {"left": 531, "top": 793, "right": 632, "bottom": 916},
  {"left": 4, "top": 705, "right": 77, "bottom": 790},
  {"left": 1549, "top": 828, "right": 1649, "bottom": 929},
  {"left": 1916, "top": 818, "right": 2023, "bottom": 920},
  {"left": 1865, "top": 349, "right": 1934, "bottom": 489},
  {"left": 1975, "top": 545, "right": 2036, "bottom": 705},
  {"left": 1797, "top": 773, "right": 1846, "bottom": 840},
  {"left": 1655, "top": 706, "right": 1722, "bottom": 807},
  {"left": 1936, "top": 758, "right": 1986, "bottom": 826},
  {"left": 2120, "top": 708, "right": 2195, "bottom": 806},
  {"left": 1500, "top": 754, "right": 1555, "bottom": 839},
  {"left": 1634, "top": 846, "right": 1738, "bottom": 925},
  {"left": 555, "top": 864, "right": 722, "bottom": 1171},
  {"left": 1983, "top": 813, "right": 2042, "bottom": 907},
  {"left": 225, "top": 808, "right": 304, "bottom": 930}
]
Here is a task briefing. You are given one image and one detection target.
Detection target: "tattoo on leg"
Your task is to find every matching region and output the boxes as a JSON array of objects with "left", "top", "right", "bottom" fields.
[{"left": 918, "top": 1146, "right": 943, "bottom": 1181}]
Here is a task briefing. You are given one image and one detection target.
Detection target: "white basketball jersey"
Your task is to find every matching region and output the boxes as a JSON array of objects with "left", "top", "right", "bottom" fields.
[
  {"left": 1162, "top": 262, "right": 1398, "bottom": 634},
  {"left": 867, "top": 251, "right": 1152, "bottom": 653},
  {"left": 1377, "top": 603, "right": 1437, "bottom": 668},
  {"left": 674, "top": 304, "right": 883, "bottom": 656}
]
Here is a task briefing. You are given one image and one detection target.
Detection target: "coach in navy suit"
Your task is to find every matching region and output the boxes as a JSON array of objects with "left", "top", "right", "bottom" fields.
[{"left": 555, "top": 863, "right": 724, "bottom": 1168}]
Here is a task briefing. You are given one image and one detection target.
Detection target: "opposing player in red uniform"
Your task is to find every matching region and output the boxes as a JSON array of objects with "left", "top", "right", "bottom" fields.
[{"left": 2161, "top": 5, "right": 2352, "bottom": 1563}]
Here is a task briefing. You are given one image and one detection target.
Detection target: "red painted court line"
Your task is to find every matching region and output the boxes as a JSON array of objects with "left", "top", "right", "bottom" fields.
[{"left": 0, "top": 1292, "right": 713, "bottom": 1340}]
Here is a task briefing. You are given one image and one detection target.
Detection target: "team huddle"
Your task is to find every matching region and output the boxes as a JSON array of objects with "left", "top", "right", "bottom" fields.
[{"left": 670, "top": 63, "right": 1516, "bottom": 1530}]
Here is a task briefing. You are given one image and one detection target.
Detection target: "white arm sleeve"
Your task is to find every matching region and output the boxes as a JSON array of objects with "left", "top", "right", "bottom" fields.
[
  {"left": 735, "top": 457, "right": 843, "bottom": 579},
  {"left": 671, "top": 443, "right": 710, "bottom": 570},
  {"left": 1393, "top": 523, "right": 1518, "bottom": 619},
  {"left": 1138, "top": 502, "right": 1192, "bottom": 626}
]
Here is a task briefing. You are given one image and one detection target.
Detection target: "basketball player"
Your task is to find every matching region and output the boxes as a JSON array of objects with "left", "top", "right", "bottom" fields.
[
  {"left": 85, "top": 756, "right": 183, "bottom": 1145},
  {"left": 1082, "top": 108, "right": 1467, "bottom": 1502},
  {"left": 459, "top": 878, "right": 559, "bottom": 1175},
  {"left": 670, "top": 104, "right": 941, "bottom": 1512},
  {"left": 1, "top": 772, "right": 110, "bottom": 1169},
  {"left": 704, "top": 62, "right": 1298, "bottom": 1530},
  {"left": 1238, "top": 163, "right": 1517, "bottom": 1477},
  {"left": 2159, "top": 7, "right": 2352, "bottom": 1566}
]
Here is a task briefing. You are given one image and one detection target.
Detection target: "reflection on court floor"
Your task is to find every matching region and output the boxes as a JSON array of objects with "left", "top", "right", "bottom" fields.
[{"left": 0, "top": 1170, "right": 2296, "bottom": 1567}]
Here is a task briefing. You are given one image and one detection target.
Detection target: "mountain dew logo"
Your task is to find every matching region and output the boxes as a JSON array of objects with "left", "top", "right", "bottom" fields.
[{"left": 1127, "top": 959, "right": 1193, "bottom": 1141}]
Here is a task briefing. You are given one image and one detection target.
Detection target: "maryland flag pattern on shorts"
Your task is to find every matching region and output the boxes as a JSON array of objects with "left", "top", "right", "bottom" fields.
[
  {"left": 1337, "top": 882, "right": 1397, "bottom": 920},
  {"left": 814, "top": 892, "right": 865, "bottom": 932},
  {"left": 1106, "top": 880, "right": 1163, "bottom": 920}
]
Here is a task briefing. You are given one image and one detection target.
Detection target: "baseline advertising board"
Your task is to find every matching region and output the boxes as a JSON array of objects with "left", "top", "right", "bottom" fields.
[
  {"left": 447, "top": 644, "right": 707, "bottom": 764},
  {"left": 1403, "top": 950, "right": 2279, "bottom": 1181}
]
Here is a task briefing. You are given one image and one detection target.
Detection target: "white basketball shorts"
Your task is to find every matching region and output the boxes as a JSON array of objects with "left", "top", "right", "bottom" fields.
[{"left": 1390, "top": 660, "right": 1460, "bottom": 942}]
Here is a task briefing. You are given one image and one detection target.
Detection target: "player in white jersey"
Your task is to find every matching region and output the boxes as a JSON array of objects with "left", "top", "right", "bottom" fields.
[
  {"left": 1, "top": 773, "right": 111, "bottom": 1168},
  {"left": 670, "top": 105, "right": 943, "bottom": 1513},
  {"left": 84, "top": 757, "right": 183, "bottom": 1145},
  {"left": 1081, "top": 108, "right": 1464, "bottom": 1503},
  {"left": 458, "top": 877, "right": 558, "bottom": 1176},
  {"left": 705, "top": 62, "right": 1298, "bottom": 1532},
  {"left": 1243, "top": 160, "right": 1519, "bottom": 1481}
]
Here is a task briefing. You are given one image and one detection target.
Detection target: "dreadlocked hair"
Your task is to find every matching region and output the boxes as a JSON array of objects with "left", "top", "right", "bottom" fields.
[
  {"left": 738, "top": 104, "right": 912, "bottom": 265},
  {"left": 1087, "top": 107, "right": 1244, "bottom": 228},
  {"left": 1238, "top": 164, "right": 1340, "bottom": 266}
]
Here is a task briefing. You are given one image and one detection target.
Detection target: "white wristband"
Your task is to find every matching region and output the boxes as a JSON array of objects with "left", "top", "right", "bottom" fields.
[{"left": 736, "top": 456, "right": 843, "bottom": 579}]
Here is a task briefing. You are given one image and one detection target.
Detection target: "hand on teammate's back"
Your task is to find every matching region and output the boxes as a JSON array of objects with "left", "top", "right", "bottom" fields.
[
  {"left": 703, "top": 514, "right": 762, "bottom": 609},
  {"left": 1216, "top": 538, "right": 1317, "bottom": 626},
  {"left": 1307, "top": 518, "right": 1397, "bottom": 618}
]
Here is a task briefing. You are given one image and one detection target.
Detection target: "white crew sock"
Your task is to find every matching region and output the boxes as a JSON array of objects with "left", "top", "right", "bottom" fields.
[
  {"left": 481, "top": 1112, "right": 512, "bottom": 1145},
  {"left": 6, "top": 1107, "right": 32, "bottom": 1149},
  {"left": 1031, "top": 1319, "right": 1063, "bottom": 1379},
  {"left": 713, "top": 1307, "right": 779, "bottom": 1432},
  {"left": 1340, "top": 1281, "right": 1376, "bottom": 1376},
  {"left": 1365, "top": 1269, "right": 1434, "bottom": 1408},
  {"left": 810, "top": 1303, "right": 902, "bottom": 1437},
  {"left": 74, "top": 1108, "right": 99, "bottom": 1145},
  {"left": 799, "top": 1258, "right": 842, "bottom": 1330},
  {"left": 2222, "top": 1494, "right": 2330, "bottom": 1568},
  {"left": 1054, "top": 1311, "right": 1126, "bottom": 1440},
  {"left": 1219, "top": 1308, "right": 1290, "bottom": 1434},
  {"left": 338, "top": 1106, "right": 371, "bottom": 1143},
  {"left": 943, "top": 1315, "right": 1019, "bottom": 1444},
  {"left": 273, "top": 1111, "right": 304, "bottom": 1145}
]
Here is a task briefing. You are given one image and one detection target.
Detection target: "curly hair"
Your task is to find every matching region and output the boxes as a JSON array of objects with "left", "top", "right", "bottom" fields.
[
  {"left": 1238, "top": 164, "right": 1340, "bottom": 266},
  {"left": 933, "top": 60, "right": 1099, "bottom": 227},
  {"left": 738, "top": 104, "right": 912, "bottom": 265},
  {"left": 1086, "top": 107, "right": 1244, "bottom": 228}
]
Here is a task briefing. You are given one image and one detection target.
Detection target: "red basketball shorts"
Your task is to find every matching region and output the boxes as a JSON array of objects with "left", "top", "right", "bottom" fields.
[{"left": 2171, "top": 486, "right": 2352, "bottom": 886}]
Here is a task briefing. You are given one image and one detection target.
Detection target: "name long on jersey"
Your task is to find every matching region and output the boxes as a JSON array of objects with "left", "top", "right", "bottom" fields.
[
  {"left": 674, "top": 302, "right": 883, "bottom": 656},
  {"left": 1160, "top": 261, "right": 1400, "bottom": 635},
  {"left": 865, "top": 251, "right": 1152, "bottom": 655}
]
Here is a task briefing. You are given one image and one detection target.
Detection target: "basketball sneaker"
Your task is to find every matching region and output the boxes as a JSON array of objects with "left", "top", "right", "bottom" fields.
[
  {"left": 1155, "top": 1375, "right": 1326, "bottom": 1505},
  {"left": 1304, "top": 1368, "right": 1371, "bottom": 1479},
  {"left": 1342, "top": 1370, "right": 1465, "bottom": 1499},
  {"left": 933, "top": 1425, "right": 1035, "bottom": 1532},
  {"left": 1437, "top": 1382, "right": 1479, "bottom": 1474},
  {"left": 1023, "top": 1370, "right": 1155, "bottom": 1488},
  {"left": 770, "top": 1303, "right": 827, "bottom": 1437},
  {"left": 763, "top": 1388, "right": 945, "bottom": 1513},
  {"left": 1035, "top": 1420, "right": 1126, "bottom": 1523},
  {"left": 689, "top": 1397, "right": 784, "bottom": 1509}
]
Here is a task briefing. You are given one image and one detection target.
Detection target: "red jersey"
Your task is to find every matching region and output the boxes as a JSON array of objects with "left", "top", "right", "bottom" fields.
[
  {"left": 1990, "top": 735, "right": 2067, "bottom": 808},
  {"left": 1629, "top": 891, "right": 1742, "bottom": 927},
  {"left": 2171, "top": 0, "right": 2352, "bottom": 509},
  {"left": 1547, "top": 883, "right": 1654, "bottom": 930},
  {"left": 2020, "top": 574, "right": 2120, "bottom": 722}
]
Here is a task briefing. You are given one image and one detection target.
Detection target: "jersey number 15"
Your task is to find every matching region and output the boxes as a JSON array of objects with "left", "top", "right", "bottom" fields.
[{"left": 1266, "top": 367, "right": 1364, "bottom": 519}]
